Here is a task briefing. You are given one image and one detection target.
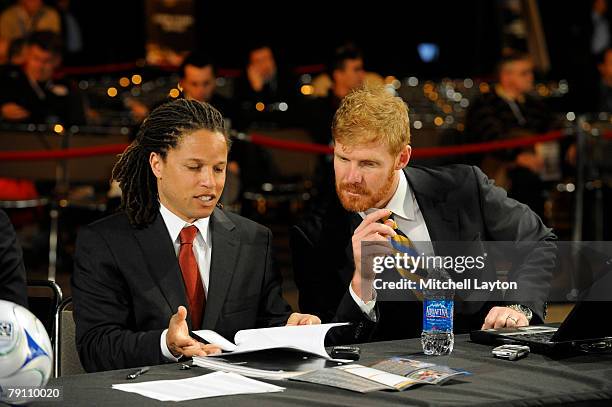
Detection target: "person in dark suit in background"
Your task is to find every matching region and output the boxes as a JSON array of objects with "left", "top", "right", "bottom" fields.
[
  {"left": 464, "top": 51, "right": 556, "bottom": 218},
  {"left": 0, "top": 31, "right": 85, "bottom": 125},
  {"left": 291, "top": 86, "right": 556, "bottom": 344},
  {"left": 72, "top": 99, "right": 319, "bottom": 373},
  {"left": 0, "top": 209, "right": 28, "bottom": 308}
]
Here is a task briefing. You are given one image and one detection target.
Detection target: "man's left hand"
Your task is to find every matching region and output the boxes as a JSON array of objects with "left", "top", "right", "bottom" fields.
[
  {"left": 286, "top": 312, "right": 321, "bottom": 326},
  {"left": 481, "top": 306, "right": 529, "bottom": 329}
]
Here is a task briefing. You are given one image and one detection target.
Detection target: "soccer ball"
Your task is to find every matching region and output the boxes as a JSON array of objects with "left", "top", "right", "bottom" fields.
[{"left": 0, "top": 300, "right": 53, "bottom": 404}]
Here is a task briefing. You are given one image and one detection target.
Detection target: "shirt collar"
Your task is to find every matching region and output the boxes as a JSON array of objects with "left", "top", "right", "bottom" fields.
[
  {"left": 159, "top": 202, "right": 210, "bottom": 246},
  {"left": 359, "top": 170, "right": 415, "bottom": 221}
]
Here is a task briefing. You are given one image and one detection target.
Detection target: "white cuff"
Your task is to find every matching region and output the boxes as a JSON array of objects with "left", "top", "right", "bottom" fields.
[
  {"left": 160, "top": 329, "right": 180, "bottom": 362},
  {"left": 349, "top": 283, "right": 377, "bottom": 322}
]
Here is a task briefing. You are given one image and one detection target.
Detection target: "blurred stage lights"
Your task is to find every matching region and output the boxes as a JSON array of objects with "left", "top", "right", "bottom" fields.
[
  {"left": 255, "top": 102, "right": 265, "bottom": 112},
  {"left": 557, "top": 183, "right": 576, "bottom": 192},
  {"left": 566, "top": 112, "right": 576, "bottom": 121},
  {"left": 119, "top": 77, "right": 130, "bottom": 87},
  {"left": 107, "top": 87, "right": 118, "bottom": 97},
  {"left": 131, "top": 74, "right": 142, "bottom": 85},
  {"left": 300, "top": 84, "right": 314, "bottom": 95},
  {"left": 53, "top": 124, "right": 64, "bottom": 134},
  {"left": 278, "top": 102, "right": 288, "bottom": 112},
  {"left": 168, "top": 88, "right": 180, "bottom": 98}
]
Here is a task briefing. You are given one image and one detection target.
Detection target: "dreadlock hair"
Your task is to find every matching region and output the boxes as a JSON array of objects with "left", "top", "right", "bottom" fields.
[{"left": 112, "top": 99, "right": 230, "bottom": 228}]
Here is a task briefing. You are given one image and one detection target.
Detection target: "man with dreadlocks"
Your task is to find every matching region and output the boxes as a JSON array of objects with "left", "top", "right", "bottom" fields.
[{"left": 72, "top": 99, "right": 320, "bottom": 372}]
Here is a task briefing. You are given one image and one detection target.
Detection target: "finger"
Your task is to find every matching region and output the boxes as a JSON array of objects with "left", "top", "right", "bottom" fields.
[
  {"left": 359, "top": 223, "right": 397, "bottom": 239},
  {"left": 172, "top": 336, "right": 198, "bottom": 349},
  {"left": 354, "top": 209, "right": 392, "bottom": 234},
  {"left": 515, "top": 313, "right": 529, "bottom": 327},
  {"left": 286, "top": 312, "right": 304, "bottom": 326},
  {"left": 481, "top": 307, "right": 501, "bottom": 329},
  {"left": 202, "top": 344, "right": 222, "bottom": 355},
  {"left": 493, "top": 314, "right": 509, "bottom": 329},
  {"left": 505, "top": 315, "right": 518, "bottom": 328},
  {"left": 383, "top": 219, "right": 396, "bottom": 228},
  {"left": 181, "top": 343, "right": 205, "bottom": 357},
  {"left": 298, "top": 315, "right": 321, "bottom": 325}
]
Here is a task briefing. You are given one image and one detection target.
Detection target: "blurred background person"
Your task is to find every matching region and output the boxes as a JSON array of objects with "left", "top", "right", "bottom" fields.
[
  {"left": 0, "top": 0, "right": 60, "bottom": 63},
  {"left": 464, "top": 51, "right": 557, "bottom": 218},
  {"left": 0, "top": 30, "right": 85, "bottom": 125},
  {"left": 233, "top": 42, "right": 296, "bottom": 130},
  {"left": 595, "top": 47, "right": 612, "bottom": 112},
  {"left": 178, "top": 52, "right": 236, "bottom": 124}
]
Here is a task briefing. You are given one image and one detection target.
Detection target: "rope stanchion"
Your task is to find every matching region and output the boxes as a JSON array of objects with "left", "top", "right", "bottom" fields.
[
  {"left": 0, "top": 144, "right": 128, "bottom": 161},
  {"left": 248, "top": 133, "right": 333, "bottom": 155},
  {"left": 413, "top": 130, "right": 566, "bottom": 158},
  {"left": 1, "top": 129, "right": 611, "bottom": 162}
]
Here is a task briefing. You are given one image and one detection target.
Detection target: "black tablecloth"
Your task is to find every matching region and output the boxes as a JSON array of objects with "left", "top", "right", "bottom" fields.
[{"left": 41, "top": 335, "right": 612, "bottom": 406}]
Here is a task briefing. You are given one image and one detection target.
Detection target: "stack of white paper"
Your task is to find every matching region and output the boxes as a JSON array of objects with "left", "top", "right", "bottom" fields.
[
  {"left": 193, "top": 322, "right": 349, "bottom": 359},
  {"left": 193, "top": 356, "right": 307, "bottom": 380},
  {"left": 112, "top": 371, "right": 284, "bottom": 401}
]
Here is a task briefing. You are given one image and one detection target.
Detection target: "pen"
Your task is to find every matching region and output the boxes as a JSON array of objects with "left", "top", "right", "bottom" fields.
[{"left": 126, "top": 366, "right": 150, "bottom": 380}]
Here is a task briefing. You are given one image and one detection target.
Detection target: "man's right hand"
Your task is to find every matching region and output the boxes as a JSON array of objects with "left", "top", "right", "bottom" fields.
[
  {"left": 1, "top": 103, "right": 30, "bottom": 121},
  {"left": 351, "top": 209, "right": 396, "bottom": 302},
  {"left": 166, "top": 306, "right": 221, "bottom": 358}
]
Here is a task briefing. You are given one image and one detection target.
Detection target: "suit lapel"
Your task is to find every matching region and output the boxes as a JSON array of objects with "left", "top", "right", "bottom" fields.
[
  {"left": 133, "top": 214, "right": 187, "bottom": 316},
  {"left": 404, "top": 167, "right": 460, "bottom": 250},
  {"left": 202, "top": 209, "right": 240, "bottom": 329}
]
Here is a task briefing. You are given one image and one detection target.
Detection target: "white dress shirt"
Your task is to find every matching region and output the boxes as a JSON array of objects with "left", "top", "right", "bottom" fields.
[
  {"left": 158, "top": 203, "right": 212, "bottom": 361},
  {"left": 349, "top": 170, "right": 434, "bottom": 320}
]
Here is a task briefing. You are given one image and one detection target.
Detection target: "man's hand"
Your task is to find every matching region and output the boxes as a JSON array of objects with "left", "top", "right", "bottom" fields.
[
  {"left": 166, "top": 306, "right": 222, "bottom": 358},
  {"left": 351, "top": 209, "right": 396, "bottom": 302},
  {"left": 285, "top": 312, "right": 321, "bottom": 326},
  {"left": 1, "top": 103, "right": 30, "bottom": 121},
  {"left": 481, "top": 306, "right": 529, "bottom": 329}
]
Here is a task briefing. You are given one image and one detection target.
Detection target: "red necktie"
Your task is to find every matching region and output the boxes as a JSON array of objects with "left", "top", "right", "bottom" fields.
[{"left": 178, "top": 225, "right": 205, "bottom": 330}]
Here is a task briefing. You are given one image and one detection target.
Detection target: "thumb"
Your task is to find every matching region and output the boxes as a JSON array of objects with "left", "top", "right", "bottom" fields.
[
  {"left": 170, "top": 306, "right": 188, "bottom": 327},
  {"left": 177, "top": 306, "right": 187, "bottom": 321}
]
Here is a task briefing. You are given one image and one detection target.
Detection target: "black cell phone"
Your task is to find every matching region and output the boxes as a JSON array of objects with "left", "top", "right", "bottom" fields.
[{"left": 331, "top": 345, "right": 361, "bottom": 360}]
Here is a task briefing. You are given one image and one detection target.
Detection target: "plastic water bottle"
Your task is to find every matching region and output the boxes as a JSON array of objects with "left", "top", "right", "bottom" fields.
[{"left": 421, "top": 267, "right": 454, "bottom": 355}]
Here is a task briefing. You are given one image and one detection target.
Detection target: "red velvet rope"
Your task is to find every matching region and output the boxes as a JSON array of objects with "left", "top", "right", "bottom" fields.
[{"left": 1, "top": 130, "right": 611, "bottom": 162}]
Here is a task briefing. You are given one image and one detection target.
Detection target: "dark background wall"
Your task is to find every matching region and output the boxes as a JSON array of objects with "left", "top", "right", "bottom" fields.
[{"left": 66, "top": 1, "right": 602, "bottom": 80}]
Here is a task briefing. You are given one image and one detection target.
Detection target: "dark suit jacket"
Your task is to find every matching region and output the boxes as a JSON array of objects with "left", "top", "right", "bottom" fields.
[
  {"left": 0, "top": 209, "right": 28, "bottom": 308},
  {"left": 291, "top": 165, "right": 557, "bottom": 344},
  {"left": 72, "top": 209, "right": 291, "bottom": 372}
]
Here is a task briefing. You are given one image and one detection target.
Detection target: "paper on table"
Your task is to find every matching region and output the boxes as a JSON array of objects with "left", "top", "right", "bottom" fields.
[
  {"left": 192, "top": 356, "right": 306, "bottom": 380},
  {"left": 336, "top": 365, "right": 420, "bottom": 391},
  {"left": 194, "top": 322, "right": 349, "bottom": 359},
  {"left": 111, "top": 371, "right": 284, "bottom": 401}
]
